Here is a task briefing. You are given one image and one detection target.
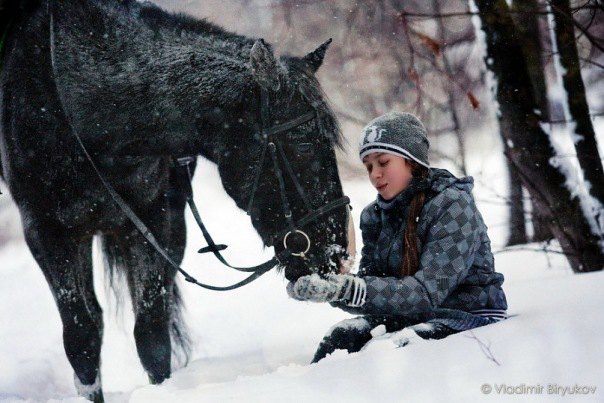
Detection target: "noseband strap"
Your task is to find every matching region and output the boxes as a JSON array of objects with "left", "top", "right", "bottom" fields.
[{"left": 245, "top": 88, "right": 316, "bottom": 217}]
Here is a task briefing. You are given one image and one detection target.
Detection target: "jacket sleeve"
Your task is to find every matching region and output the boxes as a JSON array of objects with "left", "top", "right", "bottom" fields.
[
  {"left": 357, "top": 204, "right": 379, "bottom": 276},
  {"left": 354, "top": 189, "right": 481, "bottom": 317},
  {"left": 329, "top": 203, "right": 379, "bottom": 314}
]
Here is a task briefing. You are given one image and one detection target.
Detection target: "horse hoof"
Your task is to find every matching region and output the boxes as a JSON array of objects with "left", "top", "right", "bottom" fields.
[
  {"left": 74, "top": 373, "right": 104, "bottom": 402},
  {"left": 148, "top": 373, "right": 170, "bottom": 385},
  {"left": 91, "top": 390, "right": 105, "bottom": 403}
]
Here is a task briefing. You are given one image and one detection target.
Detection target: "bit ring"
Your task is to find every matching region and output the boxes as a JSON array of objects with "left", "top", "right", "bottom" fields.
[{"left": 283, "top": 230, "right": 311, "bottom": 257}]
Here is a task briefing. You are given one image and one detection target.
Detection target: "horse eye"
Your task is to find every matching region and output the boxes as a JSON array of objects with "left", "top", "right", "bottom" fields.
[{"left": 296, "top": 143, "right": 313, "bottom": 154}]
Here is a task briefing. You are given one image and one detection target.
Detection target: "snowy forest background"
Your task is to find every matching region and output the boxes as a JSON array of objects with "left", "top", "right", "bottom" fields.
[{"left": 1, "top": 0, "right": 603, "bottom": 402}]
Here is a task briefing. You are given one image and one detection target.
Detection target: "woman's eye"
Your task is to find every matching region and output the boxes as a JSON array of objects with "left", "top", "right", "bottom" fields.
[{"left": 379, "top": 160, "right": 389, "bottom": 167}]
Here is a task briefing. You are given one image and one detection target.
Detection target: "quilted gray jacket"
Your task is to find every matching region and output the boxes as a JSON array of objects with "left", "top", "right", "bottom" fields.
[{"left": 334, "top": 168, "right": 507, "bottom": 323}]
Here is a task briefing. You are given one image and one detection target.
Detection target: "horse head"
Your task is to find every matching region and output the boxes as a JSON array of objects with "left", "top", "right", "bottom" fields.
[{"left": 211, "top": 39, "right": 354, "bottom": 282}]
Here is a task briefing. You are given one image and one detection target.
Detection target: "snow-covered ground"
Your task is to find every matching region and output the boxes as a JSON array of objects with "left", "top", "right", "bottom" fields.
[{"left": 1, "top": 154, "right": 603, "bottom": 403}]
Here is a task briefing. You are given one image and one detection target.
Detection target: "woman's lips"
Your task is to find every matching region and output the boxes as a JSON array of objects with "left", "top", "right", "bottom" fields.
[{"left": 377, "top": 184, "right": 387, "bottom": 191}]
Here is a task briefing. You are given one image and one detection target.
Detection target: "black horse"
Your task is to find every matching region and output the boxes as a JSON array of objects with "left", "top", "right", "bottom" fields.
[{"left": 0, "top": 1, "right": 351, "bottom": 401}]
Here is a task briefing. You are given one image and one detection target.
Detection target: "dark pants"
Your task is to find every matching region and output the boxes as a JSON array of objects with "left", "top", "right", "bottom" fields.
[{"left": 312, "top": 315, "right": 456, "bottom": 363}]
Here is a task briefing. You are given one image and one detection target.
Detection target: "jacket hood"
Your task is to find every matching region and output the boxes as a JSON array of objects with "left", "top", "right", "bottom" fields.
[{"left": 429, "top": 168, "right": 474, "bottom": 193}]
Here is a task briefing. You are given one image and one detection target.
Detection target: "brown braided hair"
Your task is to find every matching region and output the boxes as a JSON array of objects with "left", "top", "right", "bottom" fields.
[{"left": 402, "top": 161, "right": 430, "bottom": 277}]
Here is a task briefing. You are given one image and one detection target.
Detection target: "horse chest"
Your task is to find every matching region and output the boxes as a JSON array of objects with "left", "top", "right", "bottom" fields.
[{"left": 24, "top": 157, "right": 171, "bottom": 232}]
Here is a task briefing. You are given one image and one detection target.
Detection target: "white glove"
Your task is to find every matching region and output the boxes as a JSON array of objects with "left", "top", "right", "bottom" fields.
[{"left": 287, "top": 273, "right": 366, "bottom": 307}]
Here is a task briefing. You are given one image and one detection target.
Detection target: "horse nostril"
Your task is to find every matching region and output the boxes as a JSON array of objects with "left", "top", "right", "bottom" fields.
[
  {"left": 283, "top": 258, "right": 311, "bottom": 282},
  {"left": 284, "top": 271, "right": 297, "bottom": 283},
  {"left": 284, "top": 268, "right": 308, "bottom": 283}
]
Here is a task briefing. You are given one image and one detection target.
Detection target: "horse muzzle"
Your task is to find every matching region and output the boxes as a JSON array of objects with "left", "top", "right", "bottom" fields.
[{"left": 280, "top": 205, "right": 357, "bottom": 282}]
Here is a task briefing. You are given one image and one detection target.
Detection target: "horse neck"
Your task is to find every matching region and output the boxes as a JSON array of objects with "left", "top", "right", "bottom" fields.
[
  {"left": 149, "top": 39, "right": 256, "bottom": 115},
  {"left": 53, "top": 1, "right": 259, "bottom": 156},
  {"left": 124, "top": 11, "right": 258, "bottom": 120}
]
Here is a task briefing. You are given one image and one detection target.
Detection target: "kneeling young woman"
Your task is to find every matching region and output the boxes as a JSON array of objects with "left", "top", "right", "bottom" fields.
[{"left": 288, "top": 112, "right": 508, "bottom": 363}]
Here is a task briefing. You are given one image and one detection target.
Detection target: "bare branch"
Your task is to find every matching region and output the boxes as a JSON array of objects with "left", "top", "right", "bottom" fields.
[
  {"left": 493, "top": 244, "right": 579, "bottom": 257},
  {"left": 400, "top": 3, "right": 604, "bottom": 53},
  {"left": 398, "top": 5, "right": 602, "bottom": 19},
  {"left": 465, "top": 331, "right": 501, "bottom": 366},
  {"left": 580, "top": 56, "right": 604, "bottom": 69},
  {"left": 546, "top": 0, "right": 604, "bottom": 53}
]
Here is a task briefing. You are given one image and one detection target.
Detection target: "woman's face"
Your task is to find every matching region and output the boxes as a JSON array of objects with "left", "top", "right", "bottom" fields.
[{"left": 362, "top": 152, "right": 413, "bottom": 200}]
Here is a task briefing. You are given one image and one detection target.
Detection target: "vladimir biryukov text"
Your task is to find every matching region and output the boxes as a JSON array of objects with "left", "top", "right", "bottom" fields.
[{"left": 493, "top": 383, "right": 597, "bottom": 396}]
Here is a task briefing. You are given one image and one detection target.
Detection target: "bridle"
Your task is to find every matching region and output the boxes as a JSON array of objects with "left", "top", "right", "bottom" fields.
[
  {"left": 49, "top": 4, "right": 349, "bottom": 290},
  {"left": 171, "top": 87, "right": 351, "bottom": 287},
  {"left": 245, "top": 88, "right": 350, "bottom": 255}
]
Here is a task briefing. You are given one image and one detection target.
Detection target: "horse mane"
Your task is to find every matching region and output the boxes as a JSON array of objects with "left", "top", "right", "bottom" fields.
[
  {"left": 282, "top": 56, "right": 345, "bottom": 149},
  {"left": 137, "top": 1, "right": 239, "bottom": 39},
  {"left": 126, "top": 0, "right": 255, "bottom": 56},
  {"left": 125, "top": 1, "right": 344, "bottom": 148}
]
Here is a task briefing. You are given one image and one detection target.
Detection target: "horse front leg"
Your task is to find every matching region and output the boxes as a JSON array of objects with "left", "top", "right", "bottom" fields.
[
  {"left": 23, "top": 224, "right": 104, "bottom": 402},
  {"left": 119, "top": 224, "right": 176, "bottom": 384},
  {"left": 124, "top": 163, "right": 193, "bottom": 382}
]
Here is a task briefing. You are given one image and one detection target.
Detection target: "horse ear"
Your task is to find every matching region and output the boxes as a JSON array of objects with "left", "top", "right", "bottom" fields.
[
  {"left": 250, "top": 39, "right": 281, "bottom": 91},
  {"left": 302, "top": 38, "right": 332, "bottom": 73}
]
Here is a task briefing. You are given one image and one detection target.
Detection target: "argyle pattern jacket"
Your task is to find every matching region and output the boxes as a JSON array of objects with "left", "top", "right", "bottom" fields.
[{"left": 334, "top": 168, "right": 507, "bottom": 322}]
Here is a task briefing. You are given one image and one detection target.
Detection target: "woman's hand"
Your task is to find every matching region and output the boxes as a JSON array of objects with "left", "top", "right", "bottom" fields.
[{"left": 287, "top": 273, "right": 366, "bottom": 307}]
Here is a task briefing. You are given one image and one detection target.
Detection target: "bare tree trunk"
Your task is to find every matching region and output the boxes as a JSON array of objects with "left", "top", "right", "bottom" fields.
[
  {"left": 474, "top": 0, "right": 604, "bottom": 272},
  {"left": 551, "top": 0, "right": 604, "bottom": 207},
  {"left": 507, "top": 158, "right": 527, "bottom": 245},
  {"left": 512, "top": 0, "right": 553, "bottom": 242}
]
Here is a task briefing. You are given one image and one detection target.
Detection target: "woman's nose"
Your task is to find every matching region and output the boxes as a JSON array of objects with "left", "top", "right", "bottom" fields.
[{"left": 370, "top": 167, "right": 382, "bottom": 179}]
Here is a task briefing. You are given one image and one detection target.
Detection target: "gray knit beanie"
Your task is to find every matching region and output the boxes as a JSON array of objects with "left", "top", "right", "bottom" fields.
[{"left": 359, "top": 112, "right": 430, "bottom": 168}]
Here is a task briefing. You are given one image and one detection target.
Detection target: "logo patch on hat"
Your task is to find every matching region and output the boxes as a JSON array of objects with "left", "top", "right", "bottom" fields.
[
  {"left": 362, "top": 125, "right": 387, "bottom": 145},
  {"left": 358, "top": 111, "right": 430, "bottom": 167}
]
